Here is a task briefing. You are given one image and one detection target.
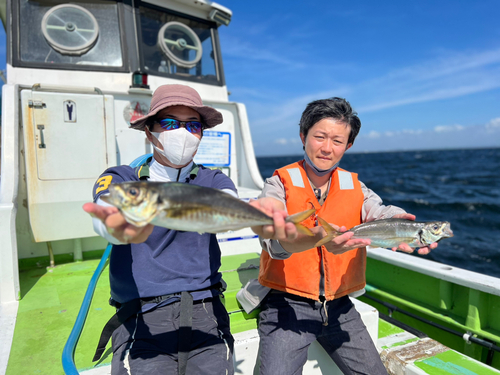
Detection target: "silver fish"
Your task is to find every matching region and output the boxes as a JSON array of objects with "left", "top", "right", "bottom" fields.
[
  {"left": 317, "top": 217, "right": 453, "bottom": 248},
  {"left": 101, "top": 181, "right": 315, "bottom": 235}
]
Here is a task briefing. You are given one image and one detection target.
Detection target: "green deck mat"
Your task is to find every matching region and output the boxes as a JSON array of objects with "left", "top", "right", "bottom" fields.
[
  {"left": 7, "top": 252, "right": 499, "bottom": 375},
  {"left": 7, "top": 259, "right": 114, "bottom": 375},
  {"left": 7, "top": 252, "right": 262, "bottom": 374}
]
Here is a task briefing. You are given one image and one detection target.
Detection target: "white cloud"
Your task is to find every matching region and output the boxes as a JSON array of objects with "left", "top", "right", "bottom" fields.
[
  {"left": 434, "top": 124, "right": 465, "bottom": 133},
  {"left": 401, "top": 129, "right": 424, "bottom": 135},
  {"left": 255, "top": 117, "right": 500, "bottom": 156},
  {"left": 221, "top": 33, "right": 305, "bottom": 69},
  {"left": 366, "top": 131, "right": 381, "bottom": 138},
  {"left": 274, "top": 138, "right": 288, "bottom": 145},
  {"left": 352, "top": 119, "right": 500, "bottom": 154},
  {"left": 274, "top": 138, "right": 300, "bottom": 145},
  {"left": 486, "top": 118, "right": 500, "bottom": 129},
  {"left": 242, "top": 46, "right": 500, "bottom": 146},
  {"left": 356, "top": 48, "right": 500, "bottom": 113}
]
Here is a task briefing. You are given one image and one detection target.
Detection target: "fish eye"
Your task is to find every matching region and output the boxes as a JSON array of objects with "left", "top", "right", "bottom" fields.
[
  {"left": 128, "top": 188, "right": 138, "bottom": 197},
  {"left": 433, "top": 224, "right": 440, "bottom": 231}
]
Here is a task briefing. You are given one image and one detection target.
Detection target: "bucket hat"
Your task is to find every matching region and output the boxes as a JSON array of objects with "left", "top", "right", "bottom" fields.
[{"left": 130, "top": 84, "right": 223, "bottom": 130}]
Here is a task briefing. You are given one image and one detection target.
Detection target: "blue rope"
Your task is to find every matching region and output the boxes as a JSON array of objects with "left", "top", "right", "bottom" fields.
[
  {"left": 61, "top": 154, "right": 152, "bottom": 374},
  {"left": 61, "top": 243, "right": 112, "bottom": 375}
]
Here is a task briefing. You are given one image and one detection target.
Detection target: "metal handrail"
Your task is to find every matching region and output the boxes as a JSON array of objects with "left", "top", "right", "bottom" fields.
[{"left": 61, "top": 154, "right": 153, "bottom": 374}]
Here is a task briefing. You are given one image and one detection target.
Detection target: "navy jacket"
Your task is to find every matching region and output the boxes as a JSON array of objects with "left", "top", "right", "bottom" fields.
[{"left": 93, "top": 162, "right": 236, "bottom": 303}]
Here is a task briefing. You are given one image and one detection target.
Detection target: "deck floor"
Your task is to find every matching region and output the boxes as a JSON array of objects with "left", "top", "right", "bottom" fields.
[
  {"left": 6, "top": 253, "right": 499, "bottom": 375},
  {"left": 5, "top": 252, "right": 262, "bottom": 375},
  {"left": 6, "top": 259, "right": 114, "bottom": 375}
]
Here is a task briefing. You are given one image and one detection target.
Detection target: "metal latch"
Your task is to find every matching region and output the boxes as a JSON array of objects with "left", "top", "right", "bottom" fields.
[
  {"left": 28, "top": 100, "right": 46, "bottom": 108},
  {"left": 37, "top": 125, "right": 46, "bottom": 148}
]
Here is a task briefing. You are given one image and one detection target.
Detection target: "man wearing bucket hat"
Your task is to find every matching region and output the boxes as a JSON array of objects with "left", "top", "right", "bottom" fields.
[{"left": 83, "top": 84, "right": 297, "bottom": 375}]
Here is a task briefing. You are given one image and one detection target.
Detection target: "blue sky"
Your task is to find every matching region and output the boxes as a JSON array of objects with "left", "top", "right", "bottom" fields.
[
  {"left": 1, "top": 2, "right": 498, "bottom": 157},
  {"left": 219, "top": 0, "right": 500, "bottom": 156}
]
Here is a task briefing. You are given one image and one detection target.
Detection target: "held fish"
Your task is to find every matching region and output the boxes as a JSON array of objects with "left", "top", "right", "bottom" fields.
[
  {"left": 316, "top": 217, "right": 453, "bottom": 248},
  {"left": 101, "top": 181, "right": 315, "bottom": 235}
]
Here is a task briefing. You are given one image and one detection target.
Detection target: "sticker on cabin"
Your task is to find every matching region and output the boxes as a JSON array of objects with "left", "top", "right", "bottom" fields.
[
  {"left": 194, "top": 131, "right": 231, "bottom": 167},
  {"left": 123, "top": 101, "right": 149, "bottom": 124},
  {"left": 64, "top": 100, "right": 76, "bottom": 122}
]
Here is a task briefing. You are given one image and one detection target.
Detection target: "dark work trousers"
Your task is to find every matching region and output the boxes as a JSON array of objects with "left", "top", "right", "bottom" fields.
[
  {"left": 258, "top": 292, "right": 388, "bottom": 375},
  {"left": 111, "top": 296, "right": 234, "bottom": 375}
]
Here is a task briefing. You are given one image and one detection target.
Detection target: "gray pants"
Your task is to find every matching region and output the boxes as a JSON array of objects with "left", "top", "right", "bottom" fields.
[
  {"left": 111, "top": 297, "right": 234, "bottom": 375},
  {"left": 258, "top": 292, "right": 388, "bottom": 375}
]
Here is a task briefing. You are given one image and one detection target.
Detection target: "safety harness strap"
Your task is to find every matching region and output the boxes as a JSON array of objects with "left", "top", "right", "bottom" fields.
[
  {"left": 178, "top": 291, "right": 194, "bottom": 375},
  {"left": 92, "top": 298, "right": 142, "bottom": 362},
  {"left": 92, "top": 282, "right": 223, "bottom": 363}
]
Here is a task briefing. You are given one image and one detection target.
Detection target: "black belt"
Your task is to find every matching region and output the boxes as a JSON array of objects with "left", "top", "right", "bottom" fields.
[{"left": 93, "top": 282, "right": 224, "bottom": 375}]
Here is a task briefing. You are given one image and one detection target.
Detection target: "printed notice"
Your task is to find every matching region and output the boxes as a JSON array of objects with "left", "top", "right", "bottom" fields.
[{"left": 194, "top": 131, "right": 231, "bottom": 166}]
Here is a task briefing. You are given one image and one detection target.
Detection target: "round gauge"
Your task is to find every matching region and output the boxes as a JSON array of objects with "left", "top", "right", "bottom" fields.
[
  {"left": 41, "top": 4, "right": 99, "bottom": 56},
  {"left": 157, "top": 21, "right": 202, "bottom": 69}
]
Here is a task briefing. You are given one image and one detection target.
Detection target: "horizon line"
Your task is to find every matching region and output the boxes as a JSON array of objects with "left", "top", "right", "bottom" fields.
[{"left": 255, "top": 145, "right": 500, "bottom": 159}]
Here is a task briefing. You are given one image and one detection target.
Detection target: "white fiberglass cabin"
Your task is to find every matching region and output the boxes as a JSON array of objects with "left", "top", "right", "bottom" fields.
[
  {"left": 1, "top": 2, "right": 499, "bottom": 375},
  {"left": 0, "top": 0, "right": 263, "bottom": 302}
]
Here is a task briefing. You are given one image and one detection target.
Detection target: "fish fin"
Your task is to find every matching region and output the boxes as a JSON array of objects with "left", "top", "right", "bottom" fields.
[
  {"left": 285, "top": 208, "right": 316, "bottom": 223},
  {"left": 295, "top": 223, "right": 314, "bottom": 236},
  {"left": 285, "top": 208, "right": 316, "bottom": 236},
  {"left": 314, "top": 216, "right": 341, "bottom": 247}
]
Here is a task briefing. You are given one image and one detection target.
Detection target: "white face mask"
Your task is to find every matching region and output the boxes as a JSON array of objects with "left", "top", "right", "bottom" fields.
[{"left": 150, "top": 128, "right": 201, "bottom": 166}]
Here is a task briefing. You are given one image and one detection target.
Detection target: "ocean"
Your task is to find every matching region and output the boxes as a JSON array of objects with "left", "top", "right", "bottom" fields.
[{"left": 256, "top": 147, "right": 500, "bottom": 278}]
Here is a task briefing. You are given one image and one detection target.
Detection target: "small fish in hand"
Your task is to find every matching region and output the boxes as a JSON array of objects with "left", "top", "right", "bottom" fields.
[
  {"left": 316, "top": 217, "right": 453, "bottom": 249},
  {"left": 101, "top": 181, "right": 315, "bottom": 235}
]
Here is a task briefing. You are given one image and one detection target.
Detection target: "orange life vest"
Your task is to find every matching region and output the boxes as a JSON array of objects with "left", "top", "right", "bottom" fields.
[{"left": 258, "top": 160, "right": 366, "bottom": 301}]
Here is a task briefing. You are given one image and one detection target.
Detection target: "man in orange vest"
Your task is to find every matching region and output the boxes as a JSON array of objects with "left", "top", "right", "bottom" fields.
[{"left": 251, "top": 97, "right": 437, "bottom": 375}]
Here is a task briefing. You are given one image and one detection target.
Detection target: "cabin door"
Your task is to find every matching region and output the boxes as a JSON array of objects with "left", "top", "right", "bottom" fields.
[{"left": 20, "top": 88, "right": 116, "bottom": 242}]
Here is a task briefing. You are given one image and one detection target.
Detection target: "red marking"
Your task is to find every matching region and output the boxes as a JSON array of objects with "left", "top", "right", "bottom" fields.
[{"left": 130, "top": 102, "right": 147, "bottom": 122}]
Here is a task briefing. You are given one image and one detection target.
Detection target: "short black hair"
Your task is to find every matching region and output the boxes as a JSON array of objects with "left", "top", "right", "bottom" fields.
[
  {"left": 299, "top": 97, "right": 361, "bottom": 146},
  {"left": 147, "top": 117, "right": 156, "bottom": 131}
]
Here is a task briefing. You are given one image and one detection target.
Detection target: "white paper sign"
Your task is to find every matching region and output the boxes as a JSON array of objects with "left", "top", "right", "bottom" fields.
[{"left": 194, "top": 131, "right": 231, "bottom": 166}]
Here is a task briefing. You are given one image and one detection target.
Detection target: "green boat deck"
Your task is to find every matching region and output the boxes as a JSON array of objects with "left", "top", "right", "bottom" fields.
[{"left": 5, "top": 251, "right": 500, "bottom": 374}]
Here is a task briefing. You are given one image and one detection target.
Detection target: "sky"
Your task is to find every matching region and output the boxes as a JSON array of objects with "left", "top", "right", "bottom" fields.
[
  {"left": 1, "top": 2, "right": 498, "bottom": 157},
  {"left": 218, "top": 0, "right": 500, "bottom": 156}
]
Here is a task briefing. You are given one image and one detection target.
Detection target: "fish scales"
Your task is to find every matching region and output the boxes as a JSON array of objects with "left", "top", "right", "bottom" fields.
[
  {"left": 316, "top": 217, "right": 453, "bottom": 248},
  {"left": 101, "top": 181, "right": 315, "bottom": 235},
  {"left": 349, "top": 219, "right": 453, "bottom": 248},
  {"left": 350, "top": 219, "right": 427, "bottom": 248},
  {"left": 153, "top": 200, "right": 274, "bottom": 233}
]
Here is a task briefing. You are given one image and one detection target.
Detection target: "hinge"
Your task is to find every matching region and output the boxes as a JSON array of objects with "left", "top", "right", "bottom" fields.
[{"left": 28, "top": 100, "right": 46, "bottom": 108}]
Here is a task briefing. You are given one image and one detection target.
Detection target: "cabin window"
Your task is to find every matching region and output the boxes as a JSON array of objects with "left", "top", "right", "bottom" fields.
[
  {"left": 17, "top": 0, "right": 124, "bottom": 70},
  {"left": 138, "top": 5, "right": 221, "bottom": 85}
]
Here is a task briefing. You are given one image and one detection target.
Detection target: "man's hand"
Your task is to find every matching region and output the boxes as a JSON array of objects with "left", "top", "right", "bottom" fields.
[
  {"left": 391, "top": 213, "right": 438, "bottom": 255},
  {"left": 83, "top": 202, "right": 154, "bottom": 244},
  {"left": 248, "top": 197, "right": 298, "bottom": 242},
  {"left": 320, "top": 223, "right": 371, "bottom": 255}
]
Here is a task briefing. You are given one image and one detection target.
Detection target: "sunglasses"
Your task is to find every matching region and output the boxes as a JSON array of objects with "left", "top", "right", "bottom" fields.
[{"left": 156, "top": 118, "right": 204, "bottom": 134}]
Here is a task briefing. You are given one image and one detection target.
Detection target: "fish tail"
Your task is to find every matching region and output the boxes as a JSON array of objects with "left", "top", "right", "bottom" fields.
[
  {"left": 295, "top": 223, "right": 314, "bottom": 236},
  {"left": 285, "top": 208, "right": 316, "bottom": 236},
  {"left": 314, "top": 216, "right": 341, "bottom": 247}
]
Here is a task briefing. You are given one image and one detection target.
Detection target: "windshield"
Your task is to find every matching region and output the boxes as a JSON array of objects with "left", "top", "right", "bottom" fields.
[
  {"left": 138, "top": 5, "right": 220, "bottom": 84},
  {"left": 18, "top": 0, "right": 123, "bottom": 68}
]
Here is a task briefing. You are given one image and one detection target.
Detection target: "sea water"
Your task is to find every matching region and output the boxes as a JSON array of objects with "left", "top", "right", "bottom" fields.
[{"left": 257, "top": 148, "right": 500, "bottom": 278}]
